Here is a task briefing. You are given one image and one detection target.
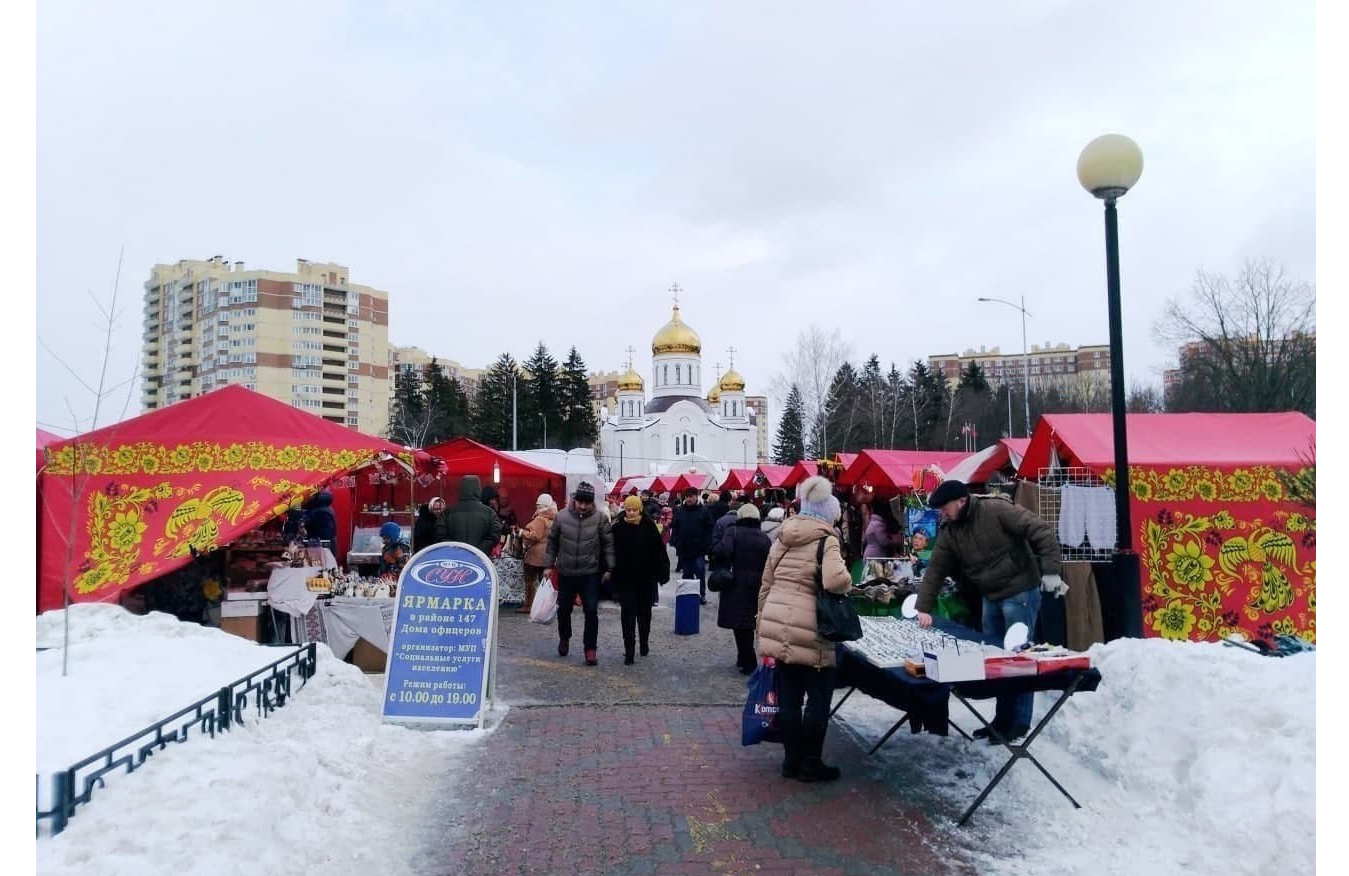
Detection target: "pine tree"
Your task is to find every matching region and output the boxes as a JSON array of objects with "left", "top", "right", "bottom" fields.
[
  {"left": 424, "top": 359, "right": 471, "bottom": 445},
  {"left": 470, "top": 353, "right": 519, "bottom": 449},
  {"left": 906, "top": 361, "right": 947, "bottom": 450},
  {"left": 557, "top": 347, "right": 598, "bottom": 450},
  {"left": 520, "top": 342, "right": 561, "bottom": 449},
  {"left": 772, "top": 384, "right": 806, "bottom": 464},
  {"left": 821, "top": 362, "right": 866, "bottom": 453}
]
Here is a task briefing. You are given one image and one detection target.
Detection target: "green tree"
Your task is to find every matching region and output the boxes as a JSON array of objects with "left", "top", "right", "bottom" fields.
[
  {"left": 772, "top": 384, "right": 806, "bottom": 464},
  {"left": 557, "top": 347, "right": 599, "bottom": 450},
  {"left": 821, "top": 362, "right": 867, "bottom": 453},
  {"left": 424, "top": 359, "right": 471, "bottom": 444},
  {"left": 470, "top": 353, "right": 519, "bottom": 449},
  {"left": 906, "top": 361, "right": 948, "bottom": 450},
  {"left": 520, "top": 342, "right": 561, "bottom": 449}
]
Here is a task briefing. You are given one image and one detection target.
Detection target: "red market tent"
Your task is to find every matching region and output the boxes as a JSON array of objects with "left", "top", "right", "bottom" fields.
[
  {"left": 422, "top": 437, "right": 566, "bottom": 524},
  {"left": 754, "top": 464, "right": 795, "bottom": 488},
  {"left": 781, "top": 461, "right": 816, "bottom": 489},
  {"left": 38, "top": 386, "right": 437, "bottom": 614},
  {"left": 649, "top": 474, "right": 680, "bottom": 494},
  {"left": 37, "top": 428, "right": 63, "bottom": 471},
  {"left": 1018, "top": 412, "right": 1316, "bottom": 644},
  {"left": 837, "top": 450, "right": 972, "bottom": 491},
  {"left": 945, "top": 438, "right": 1033, "bottom": 486},
  {"left": 671, "top": 472, "right": 715, "bottom": 494},
  {"left": 718, "top": 469, "right": 757, "bottom": 491}
]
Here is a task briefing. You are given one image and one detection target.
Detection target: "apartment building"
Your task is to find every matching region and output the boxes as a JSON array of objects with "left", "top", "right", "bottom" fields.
[
  {"left": 1162, "top": 332, "right": 1315, "bottom": 395},
  {"left": 928, "top": 342, "right": 1112, "bottom": 390},
  {"left": 389, "top": 346, "right": 484, "bottom": 398},
  {"left": 141, "top": 256, "right": 391, "bottom": 434}
]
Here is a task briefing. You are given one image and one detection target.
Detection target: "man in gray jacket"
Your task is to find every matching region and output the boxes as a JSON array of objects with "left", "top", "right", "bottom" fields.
[{"left": 543, "top": 481, "right": 616, "bottom": 666}]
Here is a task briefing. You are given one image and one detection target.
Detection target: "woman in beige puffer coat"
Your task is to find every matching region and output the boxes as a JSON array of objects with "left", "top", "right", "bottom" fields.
[
  {"left": 518, "top": 494, "right": 557, "bottom": 613},
  {"left": 756, "top": 476, "right": 852, "bottom": 783}
]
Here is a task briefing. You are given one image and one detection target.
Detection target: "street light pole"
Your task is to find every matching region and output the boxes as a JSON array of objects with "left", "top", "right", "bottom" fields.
[
  {"left": 1078, "top": 132, "right": 1145, "bottom": 639},
  {"left": 511, "top": 371, "right": 518, "bottom": 451},
  {"left": 540, "top": 414, "right": 547, "bottom": 449},
  {"left": 619, "top": 440, "right": 625, "bottom": 480},
  {"left": 976, "top": 296, "right": 1033, "bottom": 437}
]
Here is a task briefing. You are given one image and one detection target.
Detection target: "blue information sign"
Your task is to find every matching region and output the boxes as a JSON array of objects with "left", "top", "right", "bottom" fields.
[{"left": 381, "top": 542, "right": 498, "bottom": 727}]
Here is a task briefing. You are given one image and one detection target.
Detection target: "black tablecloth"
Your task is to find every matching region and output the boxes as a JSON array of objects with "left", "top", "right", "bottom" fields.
[{"left": 833, "top": 616, "right": 1102, "bottom": 735}]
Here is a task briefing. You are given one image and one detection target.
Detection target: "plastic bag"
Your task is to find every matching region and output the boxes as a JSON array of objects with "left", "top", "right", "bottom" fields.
[
  {"left": 741, "top": 657, "right": 783, "bottom": 746},
  {"left": 530, "top": 571, "right": 559, "bottom": 624}
]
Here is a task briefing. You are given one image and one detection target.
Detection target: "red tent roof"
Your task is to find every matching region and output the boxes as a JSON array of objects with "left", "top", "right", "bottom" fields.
[
  {"left": 423, "top": 436, "right": 561, "bottom": 481},
  {"left": 37, "top": 428, "right": 63, "bottom": 471},
  {"left": 719, "top": 468, "right": 757, "bottom": 490},
  {"left": 754, "top": 464, "right": 795, "bottom": 488},
  {"left": 1017, "top": 412, "right": 1316, "bottom": 477},
  {"left": 38, "top": 386, "right": 433, "bottom": 613},
  {"left": 837, "top": 450, "right": 972, "bottom": 490},
  {"left": 781, "top": 461, "right": 816, "bottom": 489},
  {"left": 650, "top": 474, "right": 679, "bottom": 493}
]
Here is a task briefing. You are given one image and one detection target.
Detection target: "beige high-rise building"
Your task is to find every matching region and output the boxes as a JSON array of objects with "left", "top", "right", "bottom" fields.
[
  {"left": 141, "top": 256, "right": 391, "bottom": 434},
  {"left": 745, "top": 395, "right": 770, "bottom": 463}
]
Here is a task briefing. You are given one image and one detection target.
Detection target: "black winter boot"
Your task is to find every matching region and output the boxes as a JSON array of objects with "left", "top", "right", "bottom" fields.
[
  {"left": 797, "top": 733, "right": 841, "bottom": 783},
  {"left": 781, "top": 743, "right": 802, "bottom": 779}
]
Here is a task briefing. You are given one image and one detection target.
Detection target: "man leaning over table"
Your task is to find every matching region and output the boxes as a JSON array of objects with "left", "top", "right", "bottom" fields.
[{"left": 913, "top": 479, "right": 1067, "bottom": 743}]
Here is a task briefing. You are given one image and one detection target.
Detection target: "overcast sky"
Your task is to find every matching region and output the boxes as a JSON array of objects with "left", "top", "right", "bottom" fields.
[{"left": 35, "top": 0, "right": 1316, "bottom": 437}]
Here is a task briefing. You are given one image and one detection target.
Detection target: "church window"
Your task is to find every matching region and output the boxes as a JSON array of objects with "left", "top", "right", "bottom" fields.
[
  {"left": 690, "top": 435, "right": 695, "bottom": 454},
  {"left": 675, "top": 364, "right": 681, "bottom": 384},
  {"left": 663, "top": 365, "right": 668, "bottom": 385}
]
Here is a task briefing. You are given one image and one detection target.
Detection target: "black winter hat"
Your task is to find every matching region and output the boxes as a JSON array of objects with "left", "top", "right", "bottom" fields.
[
  {"left": 480, "top": 484, "right": 500, "bottom": 503},
  {"left": 927, "top": 479, "right": 970, "bottom": 508},
  {"left": 573, "top": 481, "right": 596, "bottom": 503}
]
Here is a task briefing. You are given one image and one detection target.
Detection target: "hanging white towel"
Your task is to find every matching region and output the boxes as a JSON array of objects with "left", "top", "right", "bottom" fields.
[
  {"left": 1058, "top": 485, "right": 1089, "bottom": 548},
  {"left": 1084, "top": 486, "right": 1117, "bottom": 550}
]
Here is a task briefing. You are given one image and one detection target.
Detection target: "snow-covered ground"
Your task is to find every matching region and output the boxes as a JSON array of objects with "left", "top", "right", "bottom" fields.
[
  {"left": 35, "top": 605, "right": 1317, "bottom": 876},
  {"left": 836, "top": 636, "right": 1316, "bottom": 875},
  {"left": 36, "top": 605, "right": 498, "bottom": 876}
]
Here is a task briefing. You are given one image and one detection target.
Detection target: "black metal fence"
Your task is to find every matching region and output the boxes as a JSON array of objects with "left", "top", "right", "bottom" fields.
[{"left": 36, "top": 642, "right": 318, "bottom": 837}]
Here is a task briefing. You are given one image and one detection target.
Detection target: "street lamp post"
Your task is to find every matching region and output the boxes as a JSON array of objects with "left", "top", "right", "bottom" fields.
[
  {"left": 540, "top": 414, "right": 547, "bottom": 449},
  {"left": 976, "top": 295, "right": 1032, "bottom": 437},
  {"left": 1078, "top": 132, "right": 1145, "bottom": 639},
  {"left": 618, "top": 439, "right": 625, "bottom": 480},
  {"left": 510, "top": 371, "right": 518, "bottom": 451}
]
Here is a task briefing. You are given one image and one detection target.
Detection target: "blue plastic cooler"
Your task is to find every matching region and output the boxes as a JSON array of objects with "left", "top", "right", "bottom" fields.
[{"left": 674, "top": 578, "right": 701, "bottom": 635}]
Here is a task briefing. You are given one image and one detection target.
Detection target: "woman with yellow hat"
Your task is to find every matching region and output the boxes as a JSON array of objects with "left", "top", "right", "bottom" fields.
[{"left": 611, "top": 495, "right": 670, "bottom": 664}]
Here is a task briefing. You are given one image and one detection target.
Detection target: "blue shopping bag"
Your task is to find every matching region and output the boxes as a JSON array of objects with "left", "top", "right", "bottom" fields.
[{"left": 741, "top": 657, "right": 783, "bottom": 746}]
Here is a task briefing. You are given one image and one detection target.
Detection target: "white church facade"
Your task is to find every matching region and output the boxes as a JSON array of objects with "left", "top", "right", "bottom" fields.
[{"left": 599, "top": 297, "right": 758, "bottom": 482}]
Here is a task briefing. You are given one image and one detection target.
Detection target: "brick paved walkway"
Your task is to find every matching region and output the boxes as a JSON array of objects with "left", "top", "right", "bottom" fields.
[{"left": 406, "top": 604, "right": 977, "bottom": 876}]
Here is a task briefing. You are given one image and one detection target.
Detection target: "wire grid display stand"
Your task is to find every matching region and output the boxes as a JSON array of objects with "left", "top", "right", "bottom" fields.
[{"left": 1036, "top": 467, "right": 1116, "bottom": 562}]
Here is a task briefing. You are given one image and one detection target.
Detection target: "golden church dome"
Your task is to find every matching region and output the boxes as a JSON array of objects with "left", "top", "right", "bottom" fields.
[
  {"left": 718, "top": 367, "right": 746, "bottom": 393},
  {"left": 651, "top": 305, "right": 701, "bottom": 355},
  {"left": 707, "top": 384, "right": 721, "bottom": 404},
  {"left": 617, "top": 367, "right": 644, "bottom": 392}
]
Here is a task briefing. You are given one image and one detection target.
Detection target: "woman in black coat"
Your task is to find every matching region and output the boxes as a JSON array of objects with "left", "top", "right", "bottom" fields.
[
  {"left": 412, "top": 497, "right": 445, "bottom": 552},
  {"left": 713, "top": 503, "right": 772, "bottom": 674},
  {"left": 612, "top": 496, "right": 671, "bottom": 664}
]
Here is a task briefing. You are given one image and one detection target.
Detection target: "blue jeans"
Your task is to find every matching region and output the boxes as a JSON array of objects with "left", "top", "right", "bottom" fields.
[
  {"left": 677, "top": 554, "right": 706, "bottom": 601},
  {"left": 982, "top": 587, "right": 1042, "bottom": 731}
]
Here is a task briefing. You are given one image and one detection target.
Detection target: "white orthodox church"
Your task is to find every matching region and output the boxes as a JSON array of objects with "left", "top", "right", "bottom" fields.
[{"left": 599, "top": 297, "right": 757, "bottom": 482}]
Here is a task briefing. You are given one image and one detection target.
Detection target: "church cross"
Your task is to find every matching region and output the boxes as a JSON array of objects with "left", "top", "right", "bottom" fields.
[
  {"left": 624, "top": 345, "right": 636, "bottom": 370},
  {"left": 726, "top": 346, "right": 737, "bottom": 368},
  {"left": 669, "top": 282, "right": 682, "bottom": 308}
]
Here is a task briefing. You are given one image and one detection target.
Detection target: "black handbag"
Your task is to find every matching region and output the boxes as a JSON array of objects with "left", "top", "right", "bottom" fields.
[
  {"left": 814, "top": 536, "right": 862, "bottom": 642},
  {"left": 708, "top": 529, "right": 735, "bottom": 592}
]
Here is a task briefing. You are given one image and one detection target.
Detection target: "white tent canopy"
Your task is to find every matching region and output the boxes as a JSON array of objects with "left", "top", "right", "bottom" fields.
[{"left": 504, "top": 448, "right": 607, "bottom": 501}]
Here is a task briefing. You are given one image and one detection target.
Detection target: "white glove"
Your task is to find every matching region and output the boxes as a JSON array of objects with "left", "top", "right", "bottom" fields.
[{"left": 1041, "top": 573, "right": 1068, "bottom": 597}]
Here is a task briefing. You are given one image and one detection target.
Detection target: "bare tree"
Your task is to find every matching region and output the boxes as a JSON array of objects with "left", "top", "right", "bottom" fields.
[
  {"left": 39, "top": 248, "right": 140, "bottom": 675},
  {"left": 1065, "top": 371, "right": 1112, "bottom": 413},
  {"left": 1127, "top": 381, "right": 1166, "bottom": 413},
  {"left": 770, "top": 326, "right": 851, "bottom": 457},
  {"left": 1155, "top": 259, "right": 1315, "bottom": 416}
]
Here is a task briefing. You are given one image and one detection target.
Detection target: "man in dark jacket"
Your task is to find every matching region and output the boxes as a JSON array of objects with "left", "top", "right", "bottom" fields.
[
  {"left": 707, "top": 489, "right": 732, "bottom": 525},
  {"left": 434, "top": 476, "right": 502, "bottom": 555},
  {"left": 671, "top": 487, "right": 714, "bottom": 605},
  {"left": 915, "top": 479, "right": 1064, "bottom": 742},
  {"left": 543, "top": 481, "right": 616, "bottom": 666},
  {"left": 303, "top": 490, "right": 337, "bottom": 545},
  {"left": 640, "top": 489, "right": 661, "bottom": 523}
]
